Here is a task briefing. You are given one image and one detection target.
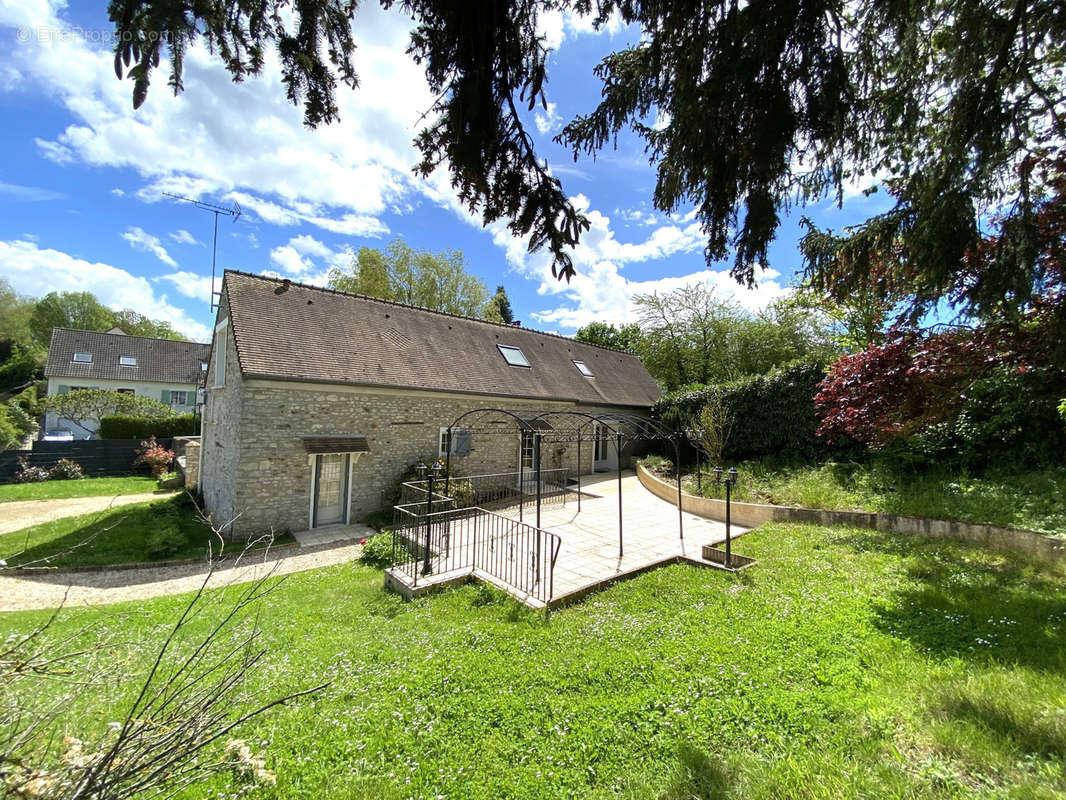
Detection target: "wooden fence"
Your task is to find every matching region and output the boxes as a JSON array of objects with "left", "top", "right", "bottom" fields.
[{"left": 0, "top": 439, "right": 171, "bottom": 482}]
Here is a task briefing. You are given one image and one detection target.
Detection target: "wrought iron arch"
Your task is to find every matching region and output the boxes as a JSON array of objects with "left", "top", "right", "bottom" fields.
[{"left": 440, "top": 407, "right": 686, "bottom": 558}]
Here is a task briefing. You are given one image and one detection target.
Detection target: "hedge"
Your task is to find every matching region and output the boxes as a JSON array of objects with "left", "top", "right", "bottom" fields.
[
  {"left": 99, "top": 413, "right": 199, "bottom": 440},
  {"left": 652, "top": 359, "right": 851, "bottom": 463}
]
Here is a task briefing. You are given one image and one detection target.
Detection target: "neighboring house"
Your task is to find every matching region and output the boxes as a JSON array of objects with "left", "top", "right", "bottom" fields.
[
  {"left": 201, "top": 271, "right": 661, "bottom": 536},
  {"left": 44, "top": 328, "right": 211, "bottom": 439}
]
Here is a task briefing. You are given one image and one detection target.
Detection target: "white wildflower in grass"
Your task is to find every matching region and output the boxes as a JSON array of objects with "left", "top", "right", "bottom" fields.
[{"left": 224, "top": 738, "right": 276, "bottom": 786}]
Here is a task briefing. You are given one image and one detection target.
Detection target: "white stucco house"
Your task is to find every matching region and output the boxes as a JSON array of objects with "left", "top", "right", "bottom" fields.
[{"left": 43, "top": 327, "right": 211, "bottom": 439}]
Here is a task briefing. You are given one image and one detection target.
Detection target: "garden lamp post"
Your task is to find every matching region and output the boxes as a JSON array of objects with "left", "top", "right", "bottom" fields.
[
  {"left": 415, "top": 460, "right": 443, "bottom": 576},
  {"left": 713, "top": 466, "right": 739, "bottom": 567}
]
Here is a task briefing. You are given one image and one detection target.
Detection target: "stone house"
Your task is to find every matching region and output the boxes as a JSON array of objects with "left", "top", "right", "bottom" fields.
[
  {"left": 200, "top": 271, "right": 661, "bottom": 536},
  {"left": 44, "top": 328, "right": 211, "bottom": 439}
]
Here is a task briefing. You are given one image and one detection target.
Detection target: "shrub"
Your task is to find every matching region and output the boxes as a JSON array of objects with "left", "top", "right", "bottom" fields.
[
  {"left": 359, "top": 533, "right": 411, "bottom": 568},
  {"left": 885, "top": 366, "right": 1066, "bottom": 472},
  {"left": 48, "top": 458, "right": 85, "bottom": 480},
  {"left": 13, "top": 457, "right": 49, "bottom": 483},
  {"left": 100, "top": 413, "right": 199, "bottom": 440},
  {"left": 135, "top": 436, "right": 175, "bottom": 477},
  {"left": 144, "top": 499, "right": 189, "bottom": 558},
  {"left": 0, "top": 401, "right": 38, "bottom": 451},
  {"left": 640, "top": 455, "right": 674, "bottom": 475},
  {"left": 381, "top": 461, "right": 473, "bottom": 510},
  {"left": 654, "top": 359, "right": 851, "bottom": 463}
]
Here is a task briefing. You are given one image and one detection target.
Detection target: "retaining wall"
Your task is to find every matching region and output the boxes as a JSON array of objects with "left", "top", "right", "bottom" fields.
[{"left": 637, "top": 463, "right": 1066, "bottom": 566}]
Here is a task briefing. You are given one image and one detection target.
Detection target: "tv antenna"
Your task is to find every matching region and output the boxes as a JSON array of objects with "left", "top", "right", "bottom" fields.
[{"left": 163, "top": 193, "right": 241, "bottom": 311}]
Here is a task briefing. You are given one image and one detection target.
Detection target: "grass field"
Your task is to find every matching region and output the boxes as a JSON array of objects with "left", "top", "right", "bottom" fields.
[
  {"left": 0, "top": 475, "right": 160, "bottom": 503},
  {"left": 680, "top": 461, "right": 1066, "bottom": 535},
  {"left": 3, "top": 522, "right": 1064, "bottom": 798},
  {"left": 0, "top": 495, "right": 292, "bottom": 567}
]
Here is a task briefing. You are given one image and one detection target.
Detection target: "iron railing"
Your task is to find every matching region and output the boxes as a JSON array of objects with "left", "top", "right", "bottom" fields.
[
  {"left": 390, "top": 504, "right": 562, "bottom": 604},
  {"left": 398, "top": 468, "right": 569, "bottom": 519}
]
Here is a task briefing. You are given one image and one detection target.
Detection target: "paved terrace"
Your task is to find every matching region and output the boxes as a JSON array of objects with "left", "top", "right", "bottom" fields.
[{"left": 387, "top": 470, "right": 751, "bottom": 608}]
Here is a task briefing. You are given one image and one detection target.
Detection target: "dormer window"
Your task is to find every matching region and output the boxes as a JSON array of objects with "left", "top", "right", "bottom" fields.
[
  {"left": 72, "top": 352, "right": 92, "bottom": 363},
  {"left": 497, "top": 344, "right": 530, "bottom": 368},
  {"left": 573, "top": 359, "right": 594, "bottom": 377},
  {"left": 119, "top": 356, "right": 137, "bottom": 367},
  {"left": 200, "top": 361, "right": 208, "bottom": 372}
]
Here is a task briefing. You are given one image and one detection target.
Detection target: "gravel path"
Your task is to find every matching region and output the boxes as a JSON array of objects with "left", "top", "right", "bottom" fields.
[
  {"left": 0, "top": 542, "right": 365, "bottom": 612},
  {"left": 0, "top": 493, "right": 171, "bottom": 536}
]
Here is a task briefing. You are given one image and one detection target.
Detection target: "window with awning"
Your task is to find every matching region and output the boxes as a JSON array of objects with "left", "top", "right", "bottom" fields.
[{"left": 302, "top": 435, "right": 371, "bottom": 454}]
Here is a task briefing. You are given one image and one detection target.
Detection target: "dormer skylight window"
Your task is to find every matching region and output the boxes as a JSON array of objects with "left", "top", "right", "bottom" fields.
[
  {"left": 72, "top": 352, "right": 92, "bottom": 363},
  {"left": 573, "top": 359, "right": 594, "bottom": 377},
  {"left": 119, "top": 356, "right": 137, "bottom": 367},
  {"left": 200, "top": 361, "right": 208, "bottom": 372},
  {"left": 497, "top": 344, "right": 530, "bottom": 367}
]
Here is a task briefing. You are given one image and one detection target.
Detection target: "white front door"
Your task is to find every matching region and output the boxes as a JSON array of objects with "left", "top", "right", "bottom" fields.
[
  {"left": 593, "top": 423, "right": 618, "bottom": 472},
  {"left": 314, "top": 453, "right": 349, "bottom": 527},
  {"left": 517, "top": 430, "right": 537, "bottom": 493}
]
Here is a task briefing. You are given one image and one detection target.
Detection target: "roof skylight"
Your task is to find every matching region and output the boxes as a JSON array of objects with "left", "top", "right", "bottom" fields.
[
  {"left": 497, "top": 344, "right": 531, "bottom": 368},
  {"left": 573, "top": 359, "right": 594, "bottom": 377},
  {"left": 119, "top": 356, "right": 137, "bottom": 367},
  {"left": 72, "top": 352, "right": 92, "bottom": 363}
]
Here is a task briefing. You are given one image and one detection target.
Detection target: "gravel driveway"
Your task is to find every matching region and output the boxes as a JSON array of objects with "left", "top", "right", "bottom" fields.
[
  {"left": 0, "top": 493, "right": 170, "bottom": 536},
  {"left": 0, "top": 541, "right": 365, "bottom": 612}
]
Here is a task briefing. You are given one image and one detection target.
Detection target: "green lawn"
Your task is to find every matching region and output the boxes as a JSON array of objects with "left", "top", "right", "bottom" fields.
[
  {"left": 3, "top": 522, "right": 1064, "bottom": 798},
  {"left": 0, "top": 495, "right": 292, "bottom": 567},
  {"left": 0, "top": 475, "right": 161, "bottom": 503},
  {"left": 682, "top": 462, "right": 1066, "bottom": 535}
]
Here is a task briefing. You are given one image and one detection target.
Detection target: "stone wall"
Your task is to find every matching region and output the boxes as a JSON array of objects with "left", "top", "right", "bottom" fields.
[
  {"left": 199, "top": 297, "right": 244, "bottom": 534},
  {"left": 637, "top": 463, "right": 1066, "bottom": 567},
  {"left": 226, "top": 379, "right": 648, "bottom": 536},
  {"left": 173, "top": 436, "right": 201, "bottom": 489}
]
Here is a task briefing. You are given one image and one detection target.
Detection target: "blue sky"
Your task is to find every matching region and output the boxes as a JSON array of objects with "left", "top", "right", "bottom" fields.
[{"left": 0, "top": 1, "right": 892, "bottom": 343}]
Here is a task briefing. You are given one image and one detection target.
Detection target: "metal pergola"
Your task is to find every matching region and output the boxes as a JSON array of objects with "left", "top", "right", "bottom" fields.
[{"left": 442, "top": 409, "right": 685, "bottom": 558}]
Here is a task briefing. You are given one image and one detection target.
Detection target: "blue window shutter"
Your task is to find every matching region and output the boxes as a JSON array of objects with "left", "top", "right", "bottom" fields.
[
  {"left": 58, "top": 384, "right": 70, "bottom": 395},
  {"left": 161, "top": 390, "right": 170, "bottom": 403}
]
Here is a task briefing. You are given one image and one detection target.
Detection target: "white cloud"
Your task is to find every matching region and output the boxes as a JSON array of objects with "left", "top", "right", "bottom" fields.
[
  {"left": 121, "top": 226, "right": 177, "bottom": 267},
  {"left": 468, "top": 196, "right": 788, "bottom": 331},
  {"left": 269, "top": 244, "right": 313, "bottom": 275},
  {"left": 10, "top": 1, "right": 425, "bottom": 242},
  {"left": 34, "top": 137, "right": 73, "bottom": 164},
  {"left": 0, "top": 239, "right": 211, "bottom": 341},
  {"left": 110, "top": 187, "right": 125, "bottom": 197},
  {"left": 615, "top": 207, "right": 660, "bottom": 227},
  {"left": 534, "top": 101, "right": 562, "bottom": 135},
  {"left": 0, "top": 180, "right": 64, "bottom": 201},
  {"left": 155, "top": 270, "right": 215, "bottom": 303},
  {"left": 536, "top": 8, "right": 626, "bottom": 50},
  {"left": 287, "top": 233, "right": 332, "bottom": 258},
  {"left": 169, "top": 229, "right": 200, "bottom": 246},
  {"left": 268, "top": 234, "right": 350, "bottom": 276}
]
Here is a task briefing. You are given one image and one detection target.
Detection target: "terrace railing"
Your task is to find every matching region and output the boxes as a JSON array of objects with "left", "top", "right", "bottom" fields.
[
  {"left": 398, "top": 468, "right": 569, "bottom": 518},
  {"left": 390, "top": 504, "right": 562, "bottom": 604}
]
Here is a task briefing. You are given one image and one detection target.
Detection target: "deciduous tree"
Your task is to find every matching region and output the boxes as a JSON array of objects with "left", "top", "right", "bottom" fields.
[
  {"left": 327, "top": 238, "right": 502, "bottom": 321},
  {"left": 45, "top": 389, "right": 173, "bottom": 437},
  {"left": 574, "top": 321, "right": 643, "bottom": 352},
  {"left": 29, "top": 292, "right": 115, "bottom": 349}
]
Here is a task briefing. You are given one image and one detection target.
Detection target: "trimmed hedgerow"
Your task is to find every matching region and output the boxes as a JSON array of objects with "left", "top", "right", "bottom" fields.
[
  {"left": 99, "top": 413, "right": 199, "bottom": 440},
  {"left": 653, "top": 359, "right": 857, "bottom": 463}
]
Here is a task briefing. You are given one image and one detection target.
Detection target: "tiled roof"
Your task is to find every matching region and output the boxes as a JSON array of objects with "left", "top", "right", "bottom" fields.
[
  {"left": 45, "top": 328, "right": 211, "bottom": 385},
  {"left": 222, "top": 271, "right": 661, "bottom": 408}
]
